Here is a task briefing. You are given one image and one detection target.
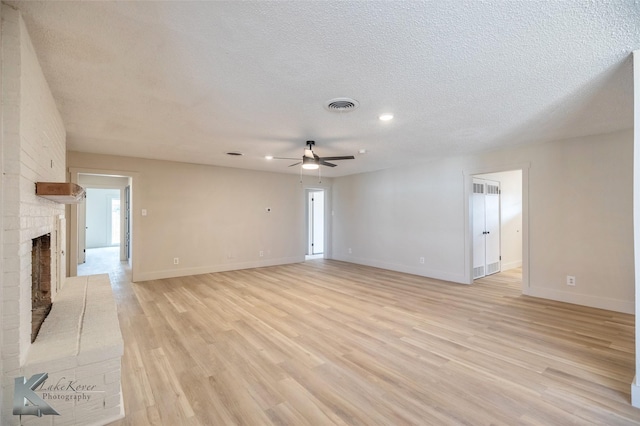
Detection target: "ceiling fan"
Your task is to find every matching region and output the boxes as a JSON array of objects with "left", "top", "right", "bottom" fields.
[{"left": 274, "top": 141, "right": 355, "bottom": 170}]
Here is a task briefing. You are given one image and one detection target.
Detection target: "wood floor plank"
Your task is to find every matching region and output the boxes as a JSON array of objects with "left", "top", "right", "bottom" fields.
[{"left": 100, "top": 260, "right": 640, "bottom": 425}]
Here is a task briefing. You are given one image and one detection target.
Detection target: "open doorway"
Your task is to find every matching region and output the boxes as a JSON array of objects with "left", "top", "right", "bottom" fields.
[
  {"left": 472, "top": 169, "right": 523, "bottom": 286},
  {"left": 306, "top": 189, "right": 325, "bottom": 260},
  {"left": 76, "top": 174, "right": 131, "bottom": 276}
]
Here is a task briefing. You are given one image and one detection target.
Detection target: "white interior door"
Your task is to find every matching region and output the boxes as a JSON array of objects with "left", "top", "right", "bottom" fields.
[
  {"left": 78, "top": 200, "right": 86, "bottom": 264},
  {"left": 308, "top": 190, "right": 324, "bottom": 255},
  {"left": 472, "top": 181, "right": 486, "bottom": 279},
  {"left": 472, "top": 178, "right": 501, "bottom": 279}
]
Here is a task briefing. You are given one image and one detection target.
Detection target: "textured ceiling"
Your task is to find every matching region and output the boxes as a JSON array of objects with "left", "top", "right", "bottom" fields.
[{"left": 8, "top": 1, "right": 640, "bottom": 177}]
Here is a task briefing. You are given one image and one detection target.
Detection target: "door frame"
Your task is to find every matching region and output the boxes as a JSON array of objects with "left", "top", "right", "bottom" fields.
[
  {"left": 463, "top": 163, "right": 529, "bottom": 289},
  {"left": 78, "top": 196, "right": 86, "bottom": 264},
  {"left": 303, "top": 185, "right": 331, "bottom": 259},
  {"left": 307, "top": 189, "right": 325, "bottom": 255},
  {"left": 68, "top": 168, "right": 139, "bottom": 280}
]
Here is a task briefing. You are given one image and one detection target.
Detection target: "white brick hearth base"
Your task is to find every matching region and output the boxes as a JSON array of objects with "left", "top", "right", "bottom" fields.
[{"left": 18, "top": 275, "right": 124, "bottom": 426}]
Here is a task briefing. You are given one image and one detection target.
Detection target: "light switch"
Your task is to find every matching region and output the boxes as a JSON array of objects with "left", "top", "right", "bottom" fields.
[{"left": 141, "top": 209, "right": 147, "bottom": 216}]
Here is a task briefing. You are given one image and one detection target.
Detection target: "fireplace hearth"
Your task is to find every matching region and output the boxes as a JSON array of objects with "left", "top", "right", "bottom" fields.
[{"left": 31, "top": 233, "right": 52, "bottom": 343}]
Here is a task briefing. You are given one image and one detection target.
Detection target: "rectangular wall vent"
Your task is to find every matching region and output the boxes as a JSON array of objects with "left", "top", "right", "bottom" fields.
[
  {"left": 486, "top": 261, "right": 501, "bottom": 275},
  {"left": 473, "top": 266, "right": 485, "bottom": 279}
]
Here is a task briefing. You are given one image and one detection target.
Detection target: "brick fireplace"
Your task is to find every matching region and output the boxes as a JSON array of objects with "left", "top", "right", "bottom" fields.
[
  {"left": 31, "top": 234, "right": 52, "bottom": 343},
  {"left": 1, "top": 5, "right": 69, "bottom": 423}
]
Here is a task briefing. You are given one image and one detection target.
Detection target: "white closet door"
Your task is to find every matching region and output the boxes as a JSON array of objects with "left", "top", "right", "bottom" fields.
[
  {"left": 472, "top": 179, "right": 501, "bottom": 279},
  {"left": 472, "top": 181, "right": 486, "bottom": 279}
]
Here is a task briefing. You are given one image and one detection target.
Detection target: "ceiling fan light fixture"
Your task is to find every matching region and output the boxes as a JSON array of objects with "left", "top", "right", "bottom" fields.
[
  {"left": 302, "top": 163, "right": 319, "bottom": 170},
  {"left": 302, "top": 156, "right": 319, "bottom": 170},
  {"left": 265, "top": 155, "right": 274, "bottom": 160}
]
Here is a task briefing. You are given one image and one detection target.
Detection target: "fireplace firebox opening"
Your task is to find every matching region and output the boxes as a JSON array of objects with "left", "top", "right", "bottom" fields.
[{"left": 31, "top": 233, "right": 52, "bottom": 343}]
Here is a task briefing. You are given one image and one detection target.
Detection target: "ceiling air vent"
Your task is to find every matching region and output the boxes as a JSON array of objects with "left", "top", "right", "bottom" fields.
[{"left": 324, "top": 97, "right": 360, "bottom": 113}]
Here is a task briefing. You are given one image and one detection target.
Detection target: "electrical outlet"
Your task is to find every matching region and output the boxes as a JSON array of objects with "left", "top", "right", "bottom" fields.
[
  {"left": 348, "top": 248, "right": 352, "bottom": 254},
  {"left": 259, "top": 251, "right": 264, "bottom": 257},
  {"left": 174, "top": 257, "right": 179, "bottom": 265},
  {"left": 419, "top": 257, "right": 425, "bottom": 264},
  {"left": 566, "top": 275, "right": 576, "bottom": 286}
]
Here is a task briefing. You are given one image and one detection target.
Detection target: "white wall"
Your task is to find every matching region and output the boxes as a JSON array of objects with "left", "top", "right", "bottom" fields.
[
  {"left": 476, "top": 170, "right": 522, "bottom": 271},
  {"left": 631, "top": 49, "right": 640, "bottom": 408},
  {"left": 0, "top": 3, "right": 5, "bottom": 418},
  {"left": 85, "top": 188, "right": 120, "bottom": 248},
  {"left": 332, "top": 129, "right": 633, "bottom": 314},
  {"left": 332, "top": 160, "right": 468, "bottom": 283},
  {"left": 1, "top": 6, "right": 66, "bottom": 423},
  {"left": 67, "top": 152, "right": 324, "bottom": 281}
]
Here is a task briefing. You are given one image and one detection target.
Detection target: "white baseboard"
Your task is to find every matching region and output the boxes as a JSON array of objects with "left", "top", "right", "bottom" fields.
[
  {"left": 331, "top": 255, "right": 468, "bottom": 284},
  {"left": 501, "top": 260, "right": 522, "bottom": 271},
  {"left": 523, "top": 286, "right": 634, "bottom": 314},
  {"left": 134, "top": 256, "right": 305, "bottom": 282}
]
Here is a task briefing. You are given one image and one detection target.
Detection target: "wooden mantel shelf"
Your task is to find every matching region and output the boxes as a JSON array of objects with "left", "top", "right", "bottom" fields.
[{"left": 36, "top": 182, "right": 86, "bottom": 204}]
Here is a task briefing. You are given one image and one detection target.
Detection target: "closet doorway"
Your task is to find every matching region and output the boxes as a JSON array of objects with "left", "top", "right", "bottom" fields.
[
  {"left": 471, "top": 170, "right": 523, "bottom": 282},
  {"left": 472, "top": 178, "right": 501, "bottom": 279}
]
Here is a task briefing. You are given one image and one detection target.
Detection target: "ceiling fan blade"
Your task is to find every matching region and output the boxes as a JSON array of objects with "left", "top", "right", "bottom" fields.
[
  {"left": 319, "top": 160, "right": 337, "bottom": 167},
  {"left": 319, "top": 155, "right": 355, "bottom": 161},
  {"left": 288, "top": 162, "right": 302, "bottom": 167}
]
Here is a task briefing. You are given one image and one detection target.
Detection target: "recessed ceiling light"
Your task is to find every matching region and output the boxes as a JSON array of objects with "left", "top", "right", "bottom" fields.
[
  {"left": 379, "top": 113, "right": 394, "bottom": 121},
  {"left": 265, "top": 155, "right": 273, "bottom": 160},
  {"left": 226, "top": 152, "right": 243, "bottom": 156},
  {"left": 359, "top": 149, "right": 367, "bottom": 154}
]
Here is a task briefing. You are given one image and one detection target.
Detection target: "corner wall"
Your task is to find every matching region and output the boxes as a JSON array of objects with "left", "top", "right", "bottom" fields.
[
  {"left": 1, "top": 5, "right": 66, "bottom": 423},
  {"left": 0, "top": 2, "right": 5, "bottom": 419},
  {"left": 631, "top": 49, "right": 640, "bottom": 408},
  {"left": 332, "top": 129, "right": 633, "bottom": 314}
]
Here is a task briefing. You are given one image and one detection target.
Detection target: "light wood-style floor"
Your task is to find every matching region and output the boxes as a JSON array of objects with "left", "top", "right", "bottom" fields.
[
  {"left": 78, "top": 246, "right": 121, "bottom": 276},
  {"left": 95, "top": 255, "right": 640, "bottom": 425}
]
